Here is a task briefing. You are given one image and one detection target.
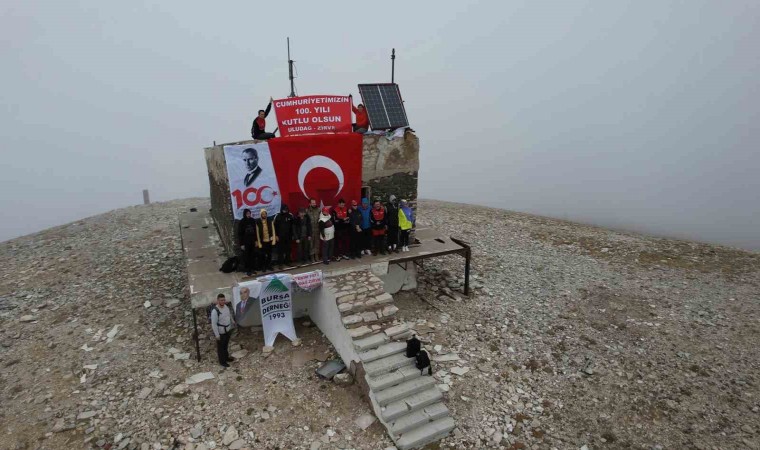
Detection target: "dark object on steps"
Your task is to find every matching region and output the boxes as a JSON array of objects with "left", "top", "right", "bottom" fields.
[
  {"left": 406, "top": 334, "right": 421, "bottom": 358},
  {"left": 416, "top": 349, "right": 432, "bottom": 376}
]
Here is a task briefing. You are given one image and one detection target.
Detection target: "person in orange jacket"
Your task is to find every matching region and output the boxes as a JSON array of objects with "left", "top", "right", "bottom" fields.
[{"left": 349, "top": 94, "right": 369, "bottom": 133}]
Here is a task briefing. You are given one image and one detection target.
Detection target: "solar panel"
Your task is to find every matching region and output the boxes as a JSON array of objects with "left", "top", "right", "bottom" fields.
[{"left": 357, "top": 83, "right": 409, "bottom": 130}]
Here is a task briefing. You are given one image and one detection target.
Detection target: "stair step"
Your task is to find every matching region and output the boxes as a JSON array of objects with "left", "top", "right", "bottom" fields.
[
  {"left": 390, "top": 402, "right": 450, "bottom": 436},
  {"left": 376, "top": 376, "right": 436, "bottom": 406},
  {"left": 364, "top": 352, "right": 415, "bottom": 377},
  {"left": 395, "top": 416, "right": 455, "bottom": 450},
  {"left": 384, "top": 322, "right": 411, "bottom": 338},
  {"left": 353, "top": 333, "right": 389, "bottom": 352},
  {"left": 368, "top": 365, "right": 421, "bottom": 391},
  {"left": 358, "top": 341, "right": 406, "bottom": 363},
  {"left": 390, "top": 330, "right": 414, "bottom": 342},
  {"left": 381, "top": 387, "right": 443, "bottom": 421}
]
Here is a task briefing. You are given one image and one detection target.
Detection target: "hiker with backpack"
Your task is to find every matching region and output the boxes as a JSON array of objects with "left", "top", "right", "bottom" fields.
[
  {"left": 238, "top": 208, "right": 258, "bottom": 276},
  {"left": 210, "top": 293, "right": 236, "bottom": 367}
]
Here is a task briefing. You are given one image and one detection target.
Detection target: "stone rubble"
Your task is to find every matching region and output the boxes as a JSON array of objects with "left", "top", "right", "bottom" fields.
[{"left": 0, "top": 198, "right": 758, "bottom": 449}]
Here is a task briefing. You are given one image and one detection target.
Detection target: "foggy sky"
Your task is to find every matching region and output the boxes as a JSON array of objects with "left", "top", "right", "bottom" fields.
[{"left": 2, "top": 0, "right": 759, "bottom": 250}]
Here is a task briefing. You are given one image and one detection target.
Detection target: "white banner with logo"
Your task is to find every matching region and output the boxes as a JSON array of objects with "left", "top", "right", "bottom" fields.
[
  {"left": 258, "top": 274, "right": 298, "bottom": 347},
  {"left": 224, "top": 143, "right": 281, "bottom": 220}
]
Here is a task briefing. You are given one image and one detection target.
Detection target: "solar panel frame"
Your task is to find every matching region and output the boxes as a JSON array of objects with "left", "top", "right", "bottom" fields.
[{"left": 357, "top": 83, "right": 409, "bottom": 130}]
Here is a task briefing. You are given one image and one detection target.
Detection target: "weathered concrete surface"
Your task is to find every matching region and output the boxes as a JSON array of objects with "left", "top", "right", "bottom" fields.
[{"left": 205, "top": 133, "right": 420, "bottom": 255}]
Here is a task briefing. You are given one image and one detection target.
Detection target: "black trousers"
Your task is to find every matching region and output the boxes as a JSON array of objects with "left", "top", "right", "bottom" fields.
[
  {"left": 387, "top": 226, "right": 399, "bottom": 248},
  {"left": 259, "top": 242, "right": 273, "bottom": 269},
  {"left": 372, "top": 232, "right": 386, "bottom": 254},
  {"left": 400, "top": 229, "right": 411, "bottom": 247},
  {"left": 362, "top": 229, "right": 372, "bottom": 251},
  {"left": 297, "top": 238, "right": 311, "bottom": 262},
  {"left": 277, "top": 238, "right": 292, "bottom": 265},
  {"left": 217, "top": 331, "right": 231, "bottom": 365},
  {"left": 254, "top": 132, "right": 276, "bottom": 140},
  {"left": 242, "top": 243, "right": 257, "bottom": 272},
  {"left": 350, "top": 229, "right": 363, "bottom": 257}
]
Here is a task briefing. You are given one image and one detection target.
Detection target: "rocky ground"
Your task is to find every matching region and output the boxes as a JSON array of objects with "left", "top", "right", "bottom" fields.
[{"left": 1, "top": 198, "right": 758, "bottom": 450}]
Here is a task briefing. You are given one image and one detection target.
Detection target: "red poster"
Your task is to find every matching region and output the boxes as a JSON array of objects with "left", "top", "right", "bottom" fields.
[
  {"left": 273, "top": 95, "right": 352, "bottom": 137},
  {"left": 268, "top": 133, "right": 363, "bottom": 211}
]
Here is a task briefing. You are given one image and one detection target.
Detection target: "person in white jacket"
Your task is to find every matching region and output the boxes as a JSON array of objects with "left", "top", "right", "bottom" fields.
[
  {"left": 210, "top": 294, "right": 236, "bottom": 367},
  {"left": 318, "top": 207, "right": 335, "bottom": 265}
]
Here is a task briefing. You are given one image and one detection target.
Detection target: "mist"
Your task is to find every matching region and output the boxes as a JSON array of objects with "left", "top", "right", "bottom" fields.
[{"left": 1, "top": 0, "right": 758, "bottom": 250}]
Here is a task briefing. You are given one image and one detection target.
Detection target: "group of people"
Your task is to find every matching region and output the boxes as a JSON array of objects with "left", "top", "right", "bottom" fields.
[
  {"left": 237, "top": 195, "right": 415, "bottom": 274},
  {"left": 250, "top": 95, "right": 370, "bottom": 140}
]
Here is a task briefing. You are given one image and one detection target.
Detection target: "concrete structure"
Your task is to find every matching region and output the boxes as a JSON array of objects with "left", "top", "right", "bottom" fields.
[
  {"left": 204, "top": 132, "right": 419, "bottom": 256},
  {"left": 180, "top": 209, "right": 466, "bottom": 310}
]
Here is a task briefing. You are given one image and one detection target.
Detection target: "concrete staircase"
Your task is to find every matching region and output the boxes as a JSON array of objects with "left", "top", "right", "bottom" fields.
[
  {"left": 353, "top": 326, "right": 455, "bottom": 449},
  {"left": 330, "top": 270, "right": 455, "bottom": 450}
]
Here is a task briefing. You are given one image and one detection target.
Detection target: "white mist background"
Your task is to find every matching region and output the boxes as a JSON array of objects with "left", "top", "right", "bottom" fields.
[{"left": 1, "top": 0, "right": 758, "bottom": 250}]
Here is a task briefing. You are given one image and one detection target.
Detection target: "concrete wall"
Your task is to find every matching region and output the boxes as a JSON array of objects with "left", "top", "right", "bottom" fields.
[
  {"left": 310, "top": 275, "right": 362, "bottom": 368},
  {"left": 205, "top": 133, "right": 420, "bottom": 256}
]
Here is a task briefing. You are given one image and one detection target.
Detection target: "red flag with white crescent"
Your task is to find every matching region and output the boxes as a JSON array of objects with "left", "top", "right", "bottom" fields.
[{"left": 268, "top": 133, "right": 363, "bottom": 211}]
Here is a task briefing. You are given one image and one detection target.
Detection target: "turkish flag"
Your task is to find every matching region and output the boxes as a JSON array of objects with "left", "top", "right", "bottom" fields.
[{"left": 268, "top": 133, "right": 363, "bottom": 211}]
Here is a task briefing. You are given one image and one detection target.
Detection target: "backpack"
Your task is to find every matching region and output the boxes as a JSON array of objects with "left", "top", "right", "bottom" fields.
[
  {"left": 206, "top": 305, "right": 221, "bottom": 324},
  {"left": 406, "top": 335, "right": 421, "bottom": 358},
  {"left": 219, "top": 256, "right": 238, "bottom": 273},
  {"left": 415, "top": 350, "right": 432, "bottom": 376}
]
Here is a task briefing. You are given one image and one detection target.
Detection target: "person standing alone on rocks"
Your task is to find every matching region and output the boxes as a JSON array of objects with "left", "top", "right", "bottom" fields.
[
  {"left": 211, "top": 294, "right": 236, "bottom": 367},
  {"left": 237, "top": 209, "right": 258, "bottom": 276},
  {"left": 306, "top": 198, "right": 321, "bottom": 262},
  {"left": 318, "top": 207, "right": 335, "bottom": 265}
]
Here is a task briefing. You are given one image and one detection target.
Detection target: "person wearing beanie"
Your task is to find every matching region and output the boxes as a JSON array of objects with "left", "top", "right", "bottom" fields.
[
  {"left": 398, "top": 199, "right": 415, "bottom": 252},
  {"left": 386, "top": 194, "right": 400, "bottom": 253},
  {"left": 255, "top": 208, "right": 276, "bottom": 271},
  {"left": 357, "top": 198, "right": 372, "bottom": 255},
  {"left": 318, "top": 207, "right": 335, "bottom": 264}
]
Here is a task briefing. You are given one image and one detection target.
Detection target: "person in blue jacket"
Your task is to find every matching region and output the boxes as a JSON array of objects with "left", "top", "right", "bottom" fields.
[{"left": 357, "top": 198, "right": 373, "bottom": 255}]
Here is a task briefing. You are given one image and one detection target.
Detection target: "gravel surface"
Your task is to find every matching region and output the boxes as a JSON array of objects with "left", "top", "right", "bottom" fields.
[{"left": 1, "top": 198, "right": 758, "bottom": 450}]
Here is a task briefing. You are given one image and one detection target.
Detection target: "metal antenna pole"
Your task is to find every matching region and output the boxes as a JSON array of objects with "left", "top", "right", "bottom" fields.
[
  {"left": 288, "top": 38, "right": 296, "bottom": 98},
  {"left": 391, "top": 48, "right": 395, "bottom": 84}
]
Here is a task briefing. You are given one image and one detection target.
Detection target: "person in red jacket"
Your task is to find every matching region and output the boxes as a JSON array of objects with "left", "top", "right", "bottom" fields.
[
  {"left": 331, "top": 198, "right": 351, "bottom": 261},
  {"left": 370, "top": 200, "right": 387, "bottom": 255},
  {"left": 349, "top": 94, "right": 369, "bottom": 133}
]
